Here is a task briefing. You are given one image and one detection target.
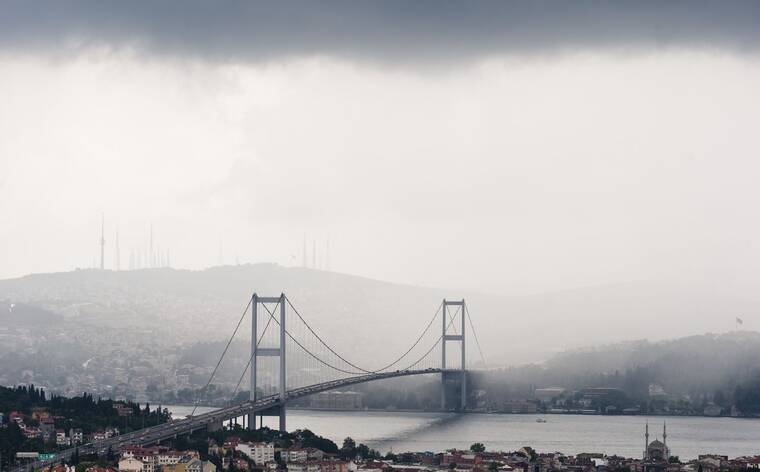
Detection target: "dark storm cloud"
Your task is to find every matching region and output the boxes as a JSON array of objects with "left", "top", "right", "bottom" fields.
[{"left": 1, "top": 1, "right": 759, "bottom": 62}]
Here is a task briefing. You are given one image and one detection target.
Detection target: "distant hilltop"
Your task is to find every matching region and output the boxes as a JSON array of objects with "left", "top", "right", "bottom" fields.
[{"left": 1, "top": 263, "right": 760, "bottom": 366}]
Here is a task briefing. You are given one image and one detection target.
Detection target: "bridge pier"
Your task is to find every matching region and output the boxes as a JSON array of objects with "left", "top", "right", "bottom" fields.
[
  {"left": 441, "top": 299, "right": 467, "bottom": 411},
  {"left": 249, "top": 293, "right": 288, "bottom": 432}
]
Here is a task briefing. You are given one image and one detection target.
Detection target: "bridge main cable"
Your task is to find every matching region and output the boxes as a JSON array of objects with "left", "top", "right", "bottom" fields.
[
  {"left": 285, "top": 296, "right": 445, "bottom": 374},
  {"left": 465, "top": 303, "right": 486, "bottom": 363},
  {"left": 397, "top": 305, "right": 461, "bottom": 372},
  {"left": 261, "top": 300, "right": 368, "bottom": 375},
  {"left": 191, "top": 296, "right": 254, "bottom": 416},
  {"left": 229, "top": 299, "right": 279, "bottom": 402}
]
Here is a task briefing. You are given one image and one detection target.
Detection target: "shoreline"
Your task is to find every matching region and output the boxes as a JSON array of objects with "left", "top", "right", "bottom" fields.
[{"left": 161, "top": 404, "right": 758, "bottom": 419}]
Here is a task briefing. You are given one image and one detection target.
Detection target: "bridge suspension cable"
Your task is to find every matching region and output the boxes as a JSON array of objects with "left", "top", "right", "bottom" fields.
[
  {"left": 285, "top": 296, "right": 445, "bottom": 374},
  {"left": 260, "top": 301, "right": 369, "bottom": 375},
  {"left": 466, "top": 303, "right": 486, "bottom": 363},
  {"left": 213, "top": 293, "right": 482, "bottom": 412},
  {"left": 191, "top": 296, "right": 253, "bottom": 416},
  {"left": 284, "top": 297, "right": 375, "bottom": 374},
  {"left": 397, "top": 305, "right": 461, "bottom": 371},
  {"left": 229, "top": 300, "right": 279, "bottom": 403}
]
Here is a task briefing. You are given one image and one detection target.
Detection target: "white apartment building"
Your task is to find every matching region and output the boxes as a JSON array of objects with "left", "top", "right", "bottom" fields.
[
  {"left": 119, "top": 457, "right": 155, "bottom": 472},
  {"left": 237, "top": 442, "right": 275, "bottom": 465},
  {"left": 283, "top": 448, "right": 309, "bottom": 463}
]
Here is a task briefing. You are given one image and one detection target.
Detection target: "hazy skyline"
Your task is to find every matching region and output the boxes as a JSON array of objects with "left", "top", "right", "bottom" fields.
[{"left": 2, "top": 2, "right": 760, "bottom": 297}]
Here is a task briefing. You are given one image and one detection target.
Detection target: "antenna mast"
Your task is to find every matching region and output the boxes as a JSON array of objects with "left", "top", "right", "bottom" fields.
[{"left": 100, "top": 214, "right": 105, "bottom": 270}]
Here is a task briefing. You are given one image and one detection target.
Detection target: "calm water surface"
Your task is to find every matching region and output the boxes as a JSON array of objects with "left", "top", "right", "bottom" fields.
[{"left": 166, "top": 406, "right": 760, "bottom": 460}]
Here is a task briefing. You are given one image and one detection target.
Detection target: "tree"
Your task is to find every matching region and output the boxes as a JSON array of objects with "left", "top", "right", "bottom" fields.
[
  {"left": 470, "top": 443, "right": 486, "bottom": 453},
  {"left": 340, "top": 437, "right": 357, "bottom": 460}
]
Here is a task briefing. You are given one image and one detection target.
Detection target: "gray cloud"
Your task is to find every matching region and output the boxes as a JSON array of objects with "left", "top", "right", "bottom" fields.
[{"left": 2, "top": 1, "right": 760, "bottom": 62}]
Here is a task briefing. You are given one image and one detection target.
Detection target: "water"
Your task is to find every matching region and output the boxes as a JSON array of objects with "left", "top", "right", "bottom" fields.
[{"left": 165, "top": 406, "right": 760, "bottom": 460}]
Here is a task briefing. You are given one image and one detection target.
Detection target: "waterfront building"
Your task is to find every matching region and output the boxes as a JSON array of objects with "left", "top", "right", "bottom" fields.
[
  {"left": 534, "top": 387, "right": 565, "bottom": 403},
  {"left": 441, "top": 451, "right": 482, "bottom": 468},
  {"left": 502, "top": 400, "right": 537, "bottom": 414},
  {"left": 316, "top": 460, "right": 350, "bottom": 472},
  {"left": 310, "top": 391, "right": 364, "bottom": 410}
]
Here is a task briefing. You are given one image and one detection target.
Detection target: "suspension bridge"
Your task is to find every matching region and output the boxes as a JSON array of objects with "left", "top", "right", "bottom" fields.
[{"left": 15, "top": 294, "right": 485, "bottom": 471}]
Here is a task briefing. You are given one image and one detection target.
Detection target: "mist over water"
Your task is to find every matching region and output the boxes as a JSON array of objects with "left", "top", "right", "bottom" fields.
[{"left": 168, "top": 406, "right": 760, "bottom": 459}]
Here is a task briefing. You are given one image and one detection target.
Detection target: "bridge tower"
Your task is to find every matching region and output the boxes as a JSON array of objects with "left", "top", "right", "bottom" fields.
[
  {"left": 441, "top": 299, "right": 466, "bottom": 411},
  {"left": 247, "top": 293, "right": 287, "bottom": 432}
]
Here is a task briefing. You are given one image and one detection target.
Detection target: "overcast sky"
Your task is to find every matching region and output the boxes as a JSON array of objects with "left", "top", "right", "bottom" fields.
[{"left": 1, "top": 1, "right": 760, "bottom": 296}]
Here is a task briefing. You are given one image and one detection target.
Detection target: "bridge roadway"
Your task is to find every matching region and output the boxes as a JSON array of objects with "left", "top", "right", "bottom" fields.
[{"left": 14, "top": 368, "right": 443, "bottom": 472}]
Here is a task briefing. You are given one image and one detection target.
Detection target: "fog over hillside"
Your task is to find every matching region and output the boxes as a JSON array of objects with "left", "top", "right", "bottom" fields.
[{"left": 1, "top": 264, "right": 757, "bottom": 366}]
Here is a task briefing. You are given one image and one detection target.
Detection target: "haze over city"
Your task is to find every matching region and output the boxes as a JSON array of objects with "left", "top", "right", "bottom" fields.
[
  {"left": 6, "top": 3, "right": 760, "bottom": 472},
  {"left": 1, "top": 1, "right": 759, "bottom": 299}
]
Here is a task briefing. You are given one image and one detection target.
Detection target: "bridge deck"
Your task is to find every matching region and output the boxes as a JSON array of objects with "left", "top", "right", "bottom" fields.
[{"left": 16, "top": 368, "right": 444, "bottom": 472}]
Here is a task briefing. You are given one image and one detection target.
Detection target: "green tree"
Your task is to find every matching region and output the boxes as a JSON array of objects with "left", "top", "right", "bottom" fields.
[
  {"left": 470, "top": 443, "right": 486, "bottom": 453},
  {"left": 384, "top": 452, "right": 398, "bottom": 462},
  {"left": 340, "top": 437, "right": 356, "bottom": 460}
]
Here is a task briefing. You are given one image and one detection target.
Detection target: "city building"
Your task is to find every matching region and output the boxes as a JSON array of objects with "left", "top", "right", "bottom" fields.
[
  {"left": 310, "top": 391, "right": 364, "bottom": 410},
  {"left": 119, "top": 457, "right": 154, "bottom": 472},
  {"left": 237, "top": 442, "right": 275, "bottom": 465},
  {"left": 184, "top": 458, "right": 217, "bottom": 472},
  {"left": 283, "top": 448, "right": 309, "bottom": 463},
  {"left": 317, "top": 461, "right": 350, "bottom": 472},
  {"left": 502, "top": 400, "right": 537, "bottom": 414},
  {"left": 70, "top": 428, "right": 84, "bottom": 445},
  {"left": 534, "top": 387, "right": 565, "bottom": 403},
  {"left": 287, "top": 462, "right": 320, "bottom": 472},
  {"left": 56, "top": 430, "right": 70, "bottom": 447}
]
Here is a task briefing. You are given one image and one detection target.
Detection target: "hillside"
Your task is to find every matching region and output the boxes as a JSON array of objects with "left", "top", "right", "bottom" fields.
[
  {"left": 545, "top": 332, "right": 760, "bottom": 397},
  {"left": 1, "top": 265, "right": 759, "bottom": 366},
  {"left": 461, "top": 332, "right": 760, "bottom": 415}
]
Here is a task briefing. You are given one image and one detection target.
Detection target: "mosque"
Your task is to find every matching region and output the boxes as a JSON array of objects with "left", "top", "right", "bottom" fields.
[{"left": 643, "top": 422, "right": 671, "bottom": 471}]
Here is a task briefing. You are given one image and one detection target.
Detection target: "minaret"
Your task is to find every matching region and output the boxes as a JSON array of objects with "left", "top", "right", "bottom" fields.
[
  {"left": 663, "top": 422, "right": 668, "bottom": 459},
  {"left": 644, "top": 421, "right": 649, "bottom": 460},
  {"left": 100, "top": 214, "right": 105, "bottom": 270}
]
